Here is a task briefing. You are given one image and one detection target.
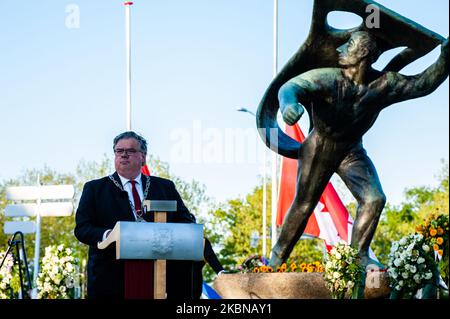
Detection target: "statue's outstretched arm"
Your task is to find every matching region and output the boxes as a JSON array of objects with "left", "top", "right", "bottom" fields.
[
  {"left": 386, "top": 38, "right": 449, "bottom": 106},
  {"left": 278, "top": 75, "right": 318, "bottom": 126}
]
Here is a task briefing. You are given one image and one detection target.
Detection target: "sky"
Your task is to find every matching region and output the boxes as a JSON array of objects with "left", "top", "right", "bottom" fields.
[{"left": 0, "top": 0, "right": 448, "bottom": 207}]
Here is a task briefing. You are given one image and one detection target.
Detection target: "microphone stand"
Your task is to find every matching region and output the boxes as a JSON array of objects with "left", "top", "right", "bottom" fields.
[{"left": 0, "top": 231, "right": 33, "bottom": 299}]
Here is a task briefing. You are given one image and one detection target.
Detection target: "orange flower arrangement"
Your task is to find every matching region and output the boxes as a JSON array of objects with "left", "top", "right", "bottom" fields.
[
  {"left": 250, "top": 261, "right": 324, "bottom": 273},
  {"left": 416, "top": 213, "right": 448, "bottom": 258},
  {"left": 240, "top": 255, "right": 325, "bottom": 274},
  {"left": 415, "top": 213, "right": 449, "bottom": 287}
]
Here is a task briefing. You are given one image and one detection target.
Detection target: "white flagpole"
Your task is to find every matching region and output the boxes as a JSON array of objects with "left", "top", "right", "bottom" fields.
[
  {"left": 124, "top": 1, "right": 133, "bottom": 131},
  {"left": 31, "top": 174, "right": 41, "bottom": 299},
  {"left": 271, "top": 0, "right": 279, "bottom": 251}
]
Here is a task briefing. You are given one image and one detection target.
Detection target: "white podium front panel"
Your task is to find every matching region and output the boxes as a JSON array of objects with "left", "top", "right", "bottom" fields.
[{"left": 116, "top": 222, "right": 203, "bottom": 261}]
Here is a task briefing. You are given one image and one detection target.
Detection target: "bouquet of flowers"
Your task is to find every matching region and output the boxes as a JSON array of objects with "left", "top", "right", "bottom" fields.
[
  {"left": 387, "top": 233, "right": 436, "bottom": 298},
  {"left": 416, "top": 213, "right": 449, "bottom": 258},
  {"left": 324, "top": 243, "right": 363, "bottom": 299},
  {"left": 36, "top": 244, "right": 78, "bottom": 299},
  {"left": 415, "top": 213, "right": 449, "bottom": 286},
  {"left": 0, "top": 252, "right": 15, "bottom": 299}
]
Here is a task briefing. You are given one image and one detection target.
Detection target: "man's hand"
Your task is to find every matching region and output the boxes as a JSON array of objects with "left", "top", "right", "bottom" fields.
[{"left": 282, "top": 103, "right": 304, "bottom": 125}]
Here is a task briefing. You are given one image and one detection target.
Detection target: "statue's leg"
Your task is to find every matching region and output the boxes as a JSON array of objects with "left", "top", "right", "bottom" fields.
[
  {"left": 337, "top": 146, "right": 386, "bottom": 266},
  {"left": 269, "top": 135, "right": 343, "bottom": 267},
  {"left": 337, "top": 146, "right": 386, "bottom": 298}
]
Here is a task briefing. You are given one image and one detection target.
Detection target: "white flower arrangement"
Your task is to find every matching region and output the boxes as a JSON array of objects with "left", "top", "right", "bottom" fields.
[
  {"left": 324, "top": 243, "right": 364, "bottom": 299},
  {"left": 387, "top": 233, "right": 436, "bottom": 298},
  {"left": 36, "top": 244, "right": 78, "bottom": 299},
  {"left": 0, "top": 252, "right": 15, "bottom": 299}
]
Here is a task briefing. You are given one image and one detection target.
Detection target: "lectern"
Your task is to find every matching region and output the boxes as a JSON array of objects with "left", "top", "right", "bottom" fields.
[{"left": 97, "top": 200, "right": 203, "bottom": 299}]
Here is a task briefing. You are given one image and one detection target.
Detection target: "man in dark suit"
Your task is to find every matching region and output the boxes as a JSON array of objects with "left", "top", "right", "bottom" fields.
[{"left": 74, "top": 131, "right": 200, "bottom": 299}]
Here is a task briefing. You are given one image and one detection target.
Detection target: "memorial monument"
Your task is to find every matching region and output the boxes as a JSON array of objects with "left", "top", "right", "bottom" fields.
[{"left": 256, "top": 0, "right": 449, "bottom": 297}]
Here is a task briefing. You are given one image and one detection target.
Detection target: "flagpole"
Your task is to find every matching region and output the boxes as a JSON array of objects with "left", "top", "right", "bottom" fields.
[
  {"left": 124, "top": 1, "right": 133, "bottom": 131},
  {"left": 271, "top": 0, "right": 279, "bottom": 251}
]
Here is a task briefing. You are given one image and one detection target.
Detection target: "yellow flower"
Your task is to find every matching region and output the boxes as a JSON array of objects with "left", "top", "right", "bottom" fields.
[
  {"left": 433, "top": 244, "right": 439, "bottom": 251},
  {"left": 436, "top": 237, "right": 444, "bottom": 245},
  {"left": 307, "top": 266, "right": 314, "bottom": 273},
  {"left": 260, "top": 266, "right": 267, "bottom": 272},
  {"left": 253, "top": 268, "right": 260, "bottom": 273},
  {"left": 276, "top": 266, "right": 285, "bottom": 273},
  {"left": 300, "top": 263, "right": 307, "bottom": 268},
  {"left": 430, "top": 228, "right": 437, "bottom": 237},
  {"left": 267, "top": 267, "right": 274, "bottom": 273},
  {"left": 437, "top": 228, "right": 444, "bottom": 235},
  {"left": 438, "top": 250, "right": 444, "bottom": 256}
]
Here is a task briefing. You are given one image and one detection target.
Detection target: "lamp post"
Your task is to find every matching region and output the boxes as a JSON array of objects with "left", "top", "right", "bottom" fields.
[{"left": 237, "top": 107, "right": 267, "bottom": 258}]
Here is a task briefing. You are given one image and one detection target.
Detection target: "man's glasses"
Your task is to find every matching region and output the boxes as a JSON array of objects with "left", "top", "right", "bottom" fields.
[{"left": 114, "top": 148, "right": 141, "bottom": 156}]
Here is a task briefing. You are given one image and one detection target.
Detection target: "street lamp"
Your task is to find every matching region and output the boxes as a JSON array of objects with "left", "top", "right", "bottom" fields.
[{"left": 237, "top": 107, "right": 267, "bottom": 257}]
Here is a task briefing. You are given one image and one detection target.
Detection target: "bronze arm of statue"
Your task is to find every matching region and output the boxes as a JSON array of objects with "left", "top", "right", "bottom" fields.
[
  {"left": 280, "top": 37, "right": 449, "bottom": 126},
  {"left": 257, "top": 0, "right": 447, "bottom": 159},
  {"left": 383, "top": 38, "right": 449, "bottom": 106}
]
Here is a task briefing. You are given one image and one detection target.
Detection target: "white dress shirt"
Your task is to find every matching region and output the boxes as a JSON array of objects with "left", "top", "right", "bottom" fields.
[
  {"left": 102, "top": 173, "right": 144, "bottom": 241},
  {"left": 118, "top": 173, "right": 144, "bottom": 219}
]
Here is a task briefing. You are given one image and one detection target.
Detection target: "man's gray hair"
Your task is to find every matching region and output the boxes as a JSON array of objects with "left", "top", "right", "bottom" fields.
[{"left": 113, "top": 131, "right": 148, "bottom": 155}]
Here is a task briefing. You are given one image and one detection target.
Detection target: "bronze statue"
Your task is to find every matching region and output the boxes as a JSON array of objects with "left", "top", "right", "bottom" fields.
[{"left": 256, "top": 0, "right": 449, "bottom": 284}]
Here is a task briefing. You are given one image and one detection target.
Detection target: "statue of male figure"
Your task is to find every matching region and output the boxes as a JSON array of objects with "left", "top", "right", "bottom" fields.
[{"left": 270, "top": 31, "right": 449, "bottom": 272}]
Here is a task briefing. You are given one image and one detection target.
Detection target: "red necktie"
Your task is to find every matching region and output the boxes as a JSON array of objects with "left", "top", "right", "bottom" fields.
[{"left": 129, "top": 180, "right": 142, "bottom": 217}]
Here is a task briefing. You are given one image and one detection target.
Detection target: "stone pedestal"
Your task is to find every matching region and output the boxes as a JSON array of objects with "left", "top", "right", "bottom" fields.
[{"left": 213, "top": 271, "right": 390, "bottom": 299}]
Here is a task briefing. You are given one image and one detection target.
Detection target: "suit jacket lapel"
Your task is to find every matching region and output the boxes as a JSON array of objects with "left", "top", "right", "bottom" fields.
[
  {"left": 141, "top": 174, "right": 149, "bottom": 198},
  {"left": 142, "top": 174, "right": 157, "bottom": 222}
]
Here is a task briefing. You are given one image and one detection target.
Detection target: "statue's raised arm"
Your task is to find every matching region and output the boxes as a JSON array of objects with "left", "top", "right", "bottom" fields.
[
  {"left": 384, "top": 38, "right": 449, "bottom": 106},
  {"left": 256, "top": 0, "right": 446, "bottom": 159}
]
